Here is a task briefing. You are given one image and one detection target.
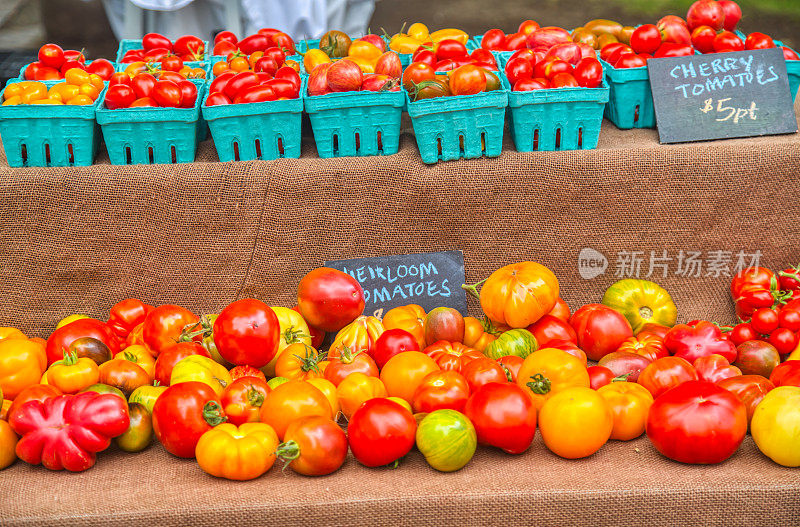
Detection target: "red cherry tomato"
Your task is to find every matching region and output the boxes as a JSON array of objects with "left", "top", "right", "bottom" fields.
[
  {"left": 751, "top": 308, "right": 779, "bottom": 335},
  {"left": 38, "top": 43, "right": 65, "bottom": 69},
  {"left": 713, "top": 31, "right": 744, "bottom": 53},
  {"left": 177, "top": 80, "right": 198, "bottom": 108},
  {"left": 104, "top": 84, "right": 136, "bottom": 109},
  {"left": 131, "top": 73, "right": 157, "bottom": 99},
  {"left": 174, "top": 35, "right": 205, "bottom": 57},
  {"left": 436, "top": 39, "right": 469, "bottom": 60},
  {"left": 691, "top": 25, "right": 718, "bottom": 53},
  {"left": 745, "top": 32, "right": 776, "bottom": 50},
  {"left": 214, "top": 31, "right": 238, "bottom": 45},
  {"left": 86, "top": 58, "right": 114, "bottom": 80},
  {"left": 574, "top": 57, "right": 603, "bottom": 88},
  {"left": 151, "top": 80, "right": 183, "bottom": 107},
  {"left": 615, "top": 53, "right": 647, "bottom": 68},
  {"left": 449, "top": 64, "right": 486, "bottom": 95},
  {"left": 630, "top": 24, "right": 662, "bottom": 55},
  {"left": 143, "top": 32, "right": 172, "bottom": 51},
  {"left": 481, "top": 29, "right": 507, "bottom": 51},
  {"left": 205, "top": 92, "right": 232, "bottom": 106},
  {"left": 109, "top": 72, "right": 132, "bottom": 87},
  {"left": 513, "top": 78, "right": 549, "bottom": 91},
  {"left": 504, "top": 56, "right": 533, "bottom": 85}
]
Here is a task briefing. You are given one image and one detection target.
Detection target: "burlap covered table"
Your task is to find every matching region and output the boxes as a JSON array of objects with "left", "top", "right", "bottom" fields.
[{"left": 1, "top": 109, "right": 800, "bottom": 525}]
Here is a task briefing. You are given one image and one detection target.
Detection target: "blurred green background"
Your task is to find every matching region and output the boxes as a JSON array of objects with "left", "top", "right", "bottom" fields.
[{"left": 2, "top": 0, "right": 799, "bottom": 60}]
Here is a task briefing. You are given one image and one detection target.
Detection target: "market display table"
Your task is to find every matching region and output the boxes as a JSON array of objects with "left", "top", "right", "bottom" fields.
[{"left": 2, "top": 105, "right": 800, "bottom": 525}]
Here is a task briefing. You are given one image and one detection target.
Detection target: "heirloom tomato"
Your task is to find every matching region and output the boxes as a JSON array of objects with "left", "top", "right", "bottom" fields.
[
  {"left": 734, "top": 341, "right": 780, "bottom": 378},
  {"left": 107, "top": 298, "right": 153, "bottom": 341},
  {"left": 587, "top": 365, "right": 615, "bottom": 389},
  {"left": 154, "top": 342, "right": 210, "bottom": 386},
  {"left": 143, "top": 305, "right": 198, "bottom": 356},
  {"left": 516, "top": 347, "right": 590, "bottom": 411},
  {"left": 693, "top": 355, "right": 741, "bottom": 384},
  {"left": 647, "top": 381, "right": 746, "bottom": 464},
  {"left": 485, "top": 329, "right": 537, "bottom": 360},
  {"left": 751, "top": 386, "right": 800, "bottom": 466},
  {"left": 497, "top": 355, "right": 523, "bottom": 382},
  {"left": 616, "top": 334, "right": 667, "bottom": 361},
  {"left": 547, "top": 298, "right": 571, "bottom": 321},
  {"left": 527, "top": 315, "right": 576, "bottom": 347},
  {"left": 597, "top": 381, "right": 653, "bottom": 440},
  {"left": 462, "top": 316, "right": 498, "bottom": 353},
  {"left": 664, "top": 321, "right": 737, "bottom": 363},
  {"left": 128, "top": 383, "right": 167, "bottom": 414},
  {"left": 114, "top": 345, "right": 155, "bottom": 378},
  {"left": 274, "top": 344, "right": 322, "bottom": 382},
  {"left": 277, "top": 414, "right": 348, "bottom": 477},
  {"left": 221, "top": 376, "right": 270, "bottom": 425},
  {"left": 460, "top": 358, "right": 507, "bottom": 391},
  {"left": 424, "top": 307, "right": 464, "bottom": 346},
  {"left": 259, "top": 380, "right": 331, "bottom": 439},
  {"left": 601, "top": 279, "right": 677, "bottom": 333},
  {"left": 769, "top": 360, "right": 800, "bottom": 387},
  {"left": 348, "top": 397, "right": 416, "bottom": 467},
  {"left": 373, "top": 329, "right": 420, "bottom": 369},
  {"left": 114, "top": 402, "right": 153, "bottom": 452},
  {"left": 196, "top": 422, "right": 279, "bottom": 480},
  {"left": 416, "top": 409, "right": 477, "bottom": 472},
  {"left": 463, "top": 382, "right": 536, "bottom": 454},
  {"left": 402, "top": 62, "right": 436, "bottom": 91},
  {"left": 0, "top": 327, "right": 26, "bottom": 341},
  {"left": 297, "top": 267, "right": 365, "bottom": 332},
  {"left": 0, "top": 339, "right": 46, "bottom": 400},
  {"left": 380, "top": 351, "right": 440, "bottom": 404},
  {"left": 329, "top": 315, "right": 383, "bottom": 359},
  {"left": 46, "top": 318, "right": 118, "bottom": 365},
  {"left": 469, "top": 262, "right": 559, "bottom": 328},
  {"left": 636, "top": 322, "right": 671, "bottom": 339},
  {"left": 569, "top": 304, "right": 633, "bottom": 361},
  {"left": 213, "top": 299, "right": 279, "bottom": 367},
  {"left": 598, "top": 351, "right": 651, "bottom": 383},
  {"left": 6, "top": 384, "right": 61, "bottom": 422},
  {"left": 324, "top": 345, "right": 378, "bottom": 386},
  {"left": 412, "top": 370, "right": 470, "bottom": 413},
  {"left": 382, "top": 304, "right": 426, "bottom": 350},
  {"left": 70, "top": 337, "right": 112, "bottom": 366},
  {"left": 546, "top": 339, "right": 588, "bottom": 365},
  {"left": 170, "top": 355, "right": 231, "bottom": 396},
  {"left": 98, "top": 359, "right": 150, "bottom": 396},
  {"left": 717, "top": 374, "right": 774, "bottom": 427},
  {"left": 47, "top": 351, "right": 99, "bottom": 394},
  {"left": 539, "top": 387, "right": 612, "bottom": 458},
  {"left": 336, "top": 372, "right": 388, "bottom": 419},
  {"left": 638, "top": 356, "right": 698, "bottom": 398},
  {"left": 423, "top": 341, "right": 483, "bottom": 372},
  {"left": 152, "top": 381, "right": 225, "bottom": 458},
  {"left": 260, "top": 306, "right": 311, "bottom": 377},
  {"left": 305, "top": 378, "right": 339, "bottom": 416},
  {"left": 0, "top": 419, "right": 17, "bottom": 469}
]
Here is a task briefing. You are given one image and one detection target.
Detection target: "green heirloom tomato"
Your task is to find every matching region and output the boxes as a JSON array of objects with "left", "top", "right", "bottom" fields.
[
  {"left": 81, "top": 383, "right": 127, "bottom": 402},
  {"left": 416, "top": 409, "right": 477, "bottom": 472},
  {"left": 267, "top": 376, "right": 290, "bottom": 390},
  {"left": 115, "top": 403, "right": 154, "bottom": 452},
  {"left": 128, "top": 384, "right": 167, "bottom": 414},
  {"left": 485, "top": 329, "right": 538, "bottom": 360},
  {"left": 601, "top": 279, "right": 677, "bottom": 333}
]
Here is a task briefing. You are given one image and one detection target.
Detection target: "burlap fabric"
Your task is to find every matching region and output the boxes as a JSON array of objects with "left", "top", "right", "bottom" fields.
[{"left": 1, "top": 108, "right": 800, "bottom": 525}]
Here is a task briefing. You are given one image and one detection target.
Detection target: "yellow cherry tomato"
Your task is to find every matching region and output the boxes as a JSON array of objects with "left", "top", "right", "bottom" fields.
[
  {"left": 64, "top": 68, "right": 91, "bottom": 86},
  {"left": 67, "top": 95, "right": 94, "bottom": 105},
  {"left": 349, "top": 40, "right": 382, "bottom": 61},
  {"left": 89, "top": 74, "right": 104, "bottom": 89},
  {"left": 430, "top": 29, "right": 470, "bottom": 45},
  {"left": 20, "top": 82, "right": 47, "bottom": 104},
  {"left": 346, "top": 56, "right": 376, "bottom": 74},
  {"left": 78, "top": 83, "right": 101, "bottom": 100},
  {"left": 751, "top": 386, "right": 800, "bottom": 467},
  {"left": 408, "top": 22, "right": 430, "bottom": 42},
  {"left": 2, "top": 96, "right": 22, "bottom": 106},
  {"left": 3, "top": 82, "right": 35, "bottom": 99},
  {"left": 49, "top": 83, "right": 79, "bottom": 103},
  {"left": 195, "top": 422, "right": 279, "bottom": 480},
  {"left": 302, "top": 48, "right": 332, "bottom": 74},
  {"left": 31, "top": 98, "right": 63, "bottom": 105},
  {"left": 389, "top": 34, "right": 424, "bottom": 54},
  {"left": 124, "top": 61, "right": 148, "bottom": 77}
]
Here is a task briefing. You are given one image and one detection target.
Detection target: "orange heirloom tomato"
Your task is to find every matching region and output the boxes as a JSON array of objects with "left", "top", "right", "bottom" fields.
[
  {"left": 462, "top": 317, "right": 498, "bottom": 352},
  {"left": 539, "top": 386, "right": 613, "bottom": 459},
  {"left": 547, "top": 298, "right": 571, "bottom": 322},
  {"left": 516, "top": 347, "right": 590, "bottom": 411},
  {"left": 262, "top": 306, "right": 311, "bottom": 377},
  {"left": 46, "top": 351, "right": 100, "bottom": 394},
  {"left": 126, "top": 322, "right": 146, "bottom": 347},
  {"left": 115, "top": 345, "right": 156, "bottom": 378},
  {"left": 382, "top": 304, "right": 426, "bottom": 350},
  {"left": 0, "top": 339, "right": 46, "bottom": 399},
  {"left": 99, "top": 359, "right": 150, "bottom": 396},
  {"left": 0, "top": 328, "right": 26, "bottom": 342},
  {"left": 329, "top": 315, "right": 384, "bottom": 359},
  {"left": 616, "top": 334, "right": 668, "bottom": 361},
  {"left": 470, "top": 262, "right": 559, "bottom": 328},
  {"left": 0, "top": 419, "right": 18, "bottom": 469},
  {"left": 336, "top": 372, "right": 388, "bottom": 419},
  {"left": 302, "top": 49, "right": 332, "bottom": 75},
  {"left": 597, "top": 381, "right": 654, "bottom": 440},
  {"left": 380, "top": 351, "right": 440, "bottom": 404},
  {"left": 195, "top": 422, "right": 279, "bottom": 480},
  {"left": 221, "top": 376, "right": 270, "bottom": 425},
  {"left": 306, "top": 378, "right": 340, "bottom": 417},
  {"left": 274, "top": 343, "right": 322, "bottom": 381},
  {"left": 259, "top": 380, "right": 332, "bottom": 440}
]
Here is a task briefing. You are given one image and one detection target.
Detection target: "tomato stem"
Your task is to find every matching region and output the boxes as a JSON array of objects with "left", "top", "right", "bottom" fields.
[
  {"left": 202, "top": 401, "right": 227, "bottom": 426},
  {"left": 525, "top": 373, "right": 551, "bottom": 395},
  {"left": 275, "top": 440, "right": 301, "bottom": 472},
  {"left": 461, "top": 278, "right": 488, "bottom": 300}
]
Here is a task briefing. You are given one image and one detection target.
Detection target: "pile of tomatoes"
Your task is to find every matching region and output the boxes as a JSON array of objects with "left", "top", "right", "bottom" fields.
[
  {"left": 408, "top": 39, "right": 498, "bottom": 73},
  {"left": 211, "top": 47, "right": 298, "bottom": 78},
  {"left": 119, "top": 33, "right": 207, "bottom": 63},
  {"left": 478, "top": 20, "right": 545, "bottom": 52},
  {"left": 300, "top": 30, "right": 401, "bottom": 76},
  {"left": 2, "top": 70, "right": 104, "bottom": 106},
  {"left": 403, "top": 62, "right": 501, "bottom": 101},
  {"left": 387, "top": 23, "right": 470, "bottom": 56},
  {"left": 2, "top": 259, "right": 800, "bottom": 478},
  {"left": 211, "top": 29, "right": 295, "bottom": 58},
  {"left": 205, "top": 66, "right": 301, "bottom": 106},
  {"left": 104, "top": 71, "right": 198, "bottom": 109},
  {"left": 23, "top": 44, "right": 114, "bottom": 82},
  {"left": 307, "top": 54, "right": 402, "bottom": 95}
]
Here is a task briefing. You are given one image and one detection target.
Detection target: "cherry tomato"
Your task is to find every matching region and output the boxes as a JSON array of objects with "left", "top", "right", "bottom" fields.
[
  {"left": 151, "top": 80, "right": 182, "bottom": 107},
  {"left": 504, "top": 56, "right": 533, "bottom": 85},
  {"left": 347, "top": 397, "right": 416, "bottom": 467},
  {"left": 38, "top": 44, "right": 65, "bottom": 69},
  {"left": 402, "top": 62, "right": 436, "bottom": 92},
  {"left": 691, "top": 25, "right": 718, "bottom": 53},
  {"left": 449, "top": 64, "right": 486, "bottom": 95},
  {"left": 615, "top": 53, "right": 647, "bottom": 68},
  {"left": 214, "top": 31, "right": 238, "bottom": 45},
  {"left": 205, "top": 92, "right": 231, "bottom": 106},
  {"left": 729, "top": 323, "right": 758, "bottom": 346},
  {"left": 104, "top": 84, "right": 135, "bottom": 109},
  {"left": 109, "top": 72, "right": 132, "bottom": 87},
  {"left": 143, "top": 32, "right": 172, "bottom": 51},
  {"left": 131, "top": 73, "right": 157, "bottom": 99},
  {"left": 174, "top": 35, "right": 205, "bottom": 58},
  {"left": 751, "top": 308, "right": 779, "bottom": 335},
  {"left": 713, "top": 31, "right": 744, "bottom": 53},
  {"left": 514, "top": 78, "right": 549, "bottom": 91},
  {"left": 481, "top": 29, "right": 507, "bottom": 51},
  {"left": 745, "top": 32, "right": 776, "bottom": 50},
  {"left": 86, "top": 59, "right": 114, "bottom": 80},
  {"left": 574, "top": 57, "right": 603, "bottom": 88},
  {"left": 177, "top": 80, "right": 197, "bottom": 108},
  {"left": 630, "top": 24, "right": 661, "bottom": 55}
]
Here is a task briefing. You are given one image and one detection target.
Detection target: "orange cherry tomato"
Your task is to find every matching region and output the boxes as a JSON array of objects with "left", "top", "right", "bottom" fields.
[
  {"left": 380, "top": 351, "right": 440, "bottom": 404},
  {"left": 597, "top": 381, "right": 654, "bottom": 440},
  {"left": 229, "top": 56, "right": 251, "bottom": 72},
  {"left": 2, "top": 95, "right": 22, "bottom": 106},
  {"left": 78, "top": 83, "right": 101, "bottom": 100},
  {"left": 89, "top": 74, "right": 105, "bottom": 89},
  {"left": 67, "top": 94, "right": 94, "bottom": 105},
  {"left": 248, "top": 51, "right": 264, "bottom": 68},
  {"left": 212, "top": 61, "right": 230, "bottom": 77},
  {"left": 516, "top": 347, "right": 590, "bottom": 411},
  {"left": 30, "top": 98, "right": 63, "bottom": 105},
  {"left": 336, "top": 372, "right": 387, "bottom": 419},
  {"left": 539, "top": 386, "right": 613, "bottom": 458},
  {"left": 259, "top": 380, "right": 332, "bottom": 440},
  {"left": 382, "top": 304, "right": 426, "bottom": 350}
]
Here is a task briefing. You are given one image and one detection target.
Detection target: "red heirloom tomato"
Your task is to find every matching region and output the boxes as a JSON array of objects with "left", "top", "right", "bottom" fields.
[
  {"left": 587, "top": 365, "right": 615, "bottom": 389},
  {"left": 769, "top": 360, "right": 800, "bottom": 387},
  {"left": 598, "top": 351, "right": 651, "bottom": 383},
  {"left": 646, "top": 380, "right": 747, "bottom": 464},
  {"left": 221, "top": 376, "right": 270, "bottom": 425},
  {"left": 423, "top": 341, "right": 483, "bottom": 373},
  {"left": 297, "top": 267, "right": 365, "bottom": 332},
  {"left": 569, "top": 304, "right": 633, "bottom": 361},
  {"left": 402, "top": 62, "right": 436, "bottom": 91},
  {"left": 152, "top": 381, "right": 226, "bottom": 458},
  {"left": 373, "top": 328, "right": 420, "bottom": 369},
  {"left": 527, "top": 314, "right": 577, "bottom": 347},
  {"left": 424, "top": 307, "right": 465, "bottom": 346},
  {"left": 153, "top": 342, "right": 210, "bottom": 386},
  {"left": 616, "top": 334, "right": 668, "bottom": 362},
  {"left": 464, "top": 382, "right": 536, "bottom": 454},
  {"left": 638, "top": 356, "right": 698, "bottom": 398},
  {"left": 46, "top": 318, "right": 119, "bottom": 365},
  {"left": 213, "top": 299, "right": 279, "bottom": 367},
  {"left": 6, "top": 384, "right": 62, "bottom": 422},
  {"left": 663, "top": 321, "right": 737, "bottom": 363},
  {"left": 323, "top": 346, "right": 379, "bottom": 386},
  {"left": 275, "top": 416, "right": 347, "bottom": 476},
  {"left": 143, "top": 305, "right": 198, "bottom": 356},
  {"left": 412, "top": 370, "right": 471, "bottom": 413},
  {"left": 497, "top": 355, "right": 523, "bottom": 382},
  {"left": 347, "top": 397, "right": 416, "bottom": 467},
  {"left": 718, "top": 374, "right": 774, "bottom": 426},
  {"left": 107, "top": 299, "right": 153, "bottom": 342},
  {"left": 547, "top": 298, "right": 571, "bottom": 322},
  {"left": 693, "top": 355, "right": 742, "bottom": 384},
  {"left": 461, "top": 357, "right": 508, "bottom": 391}
]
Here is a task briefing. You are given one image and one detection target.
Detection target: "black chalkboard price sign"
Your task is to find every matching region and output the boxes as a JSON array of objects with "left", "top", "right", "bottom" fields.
[
  {"left": 647, "top": 48, "right": 798, "bottom": 143},
  {"left": 324, "top": 250, "right": 468, "bottom": 319}
]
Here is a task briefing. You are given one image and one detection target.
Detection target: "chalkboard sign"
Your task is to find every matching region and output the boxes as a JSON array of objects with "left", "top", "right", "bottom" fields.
[
  {"left": 325, "top": 250, "right": 468, "bottom": 319},
  {"left": 648, "top": 48, "right": 797, "bottom": 143}
]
